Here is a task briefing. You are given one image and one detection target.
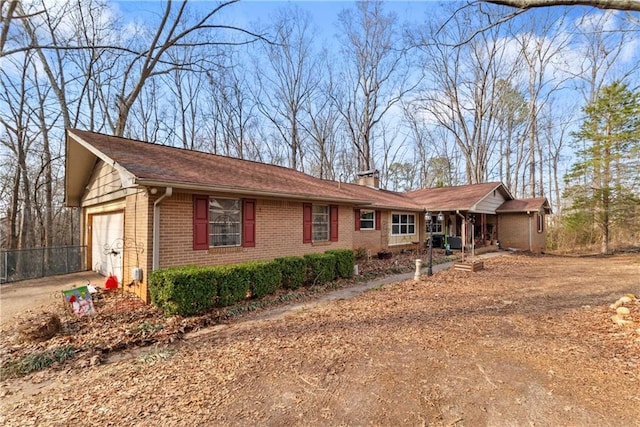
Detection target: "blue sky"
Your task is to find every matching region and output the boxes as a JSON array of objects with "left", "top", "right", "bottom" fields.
[{"left": 113, "top": 1, "right": 439, "bottom": 38}]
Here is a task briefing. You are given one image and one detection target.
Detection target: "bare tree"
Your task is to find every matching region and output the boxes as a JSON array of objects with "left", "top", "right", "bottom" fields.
[
  {"left": 569, "top": 11, "right": 640, "bottom": 105},
  {"left": 127, "top": 78, "right": 167, "bottom": 144},
  {"left": 413, "top": 4, "right": 520, "bottom": 184},
  {"left": 0, "top": 51, "right": 37, "bottom": 249},
  {"left": 335, "top": 1, "right": 415, "bottom": 172},
  {"left": 163, "top": 47, "right": 208, "bottom": 149},
  {"left": 403, "top": 102, "right": 462, "bottom": 188},
  {"left": 539, "top": 101, "right": 574, "bottom": 212},
  {"left": 491, "top": 79, "right": 528, "bottom": 193},
  {"left": 302, "top": 58, "right": 342, "bottom": 180},
  {"left": 254, "top": 6, "right": 319, "bottom": 171},
  {"left": 513, "top": 10, "right": 571, "bottom": 197},
  {"left": 109, "top": 0, "right": 263, "bottom": 136},
  {"left": 205, "top": 53, "right": 259, "bottom": 159},
  {"left": 378, "top": 121, "right": 409, "bottom": 189},
  {"left": 0, "top": 0, "right": 19, "bottom": 55}
]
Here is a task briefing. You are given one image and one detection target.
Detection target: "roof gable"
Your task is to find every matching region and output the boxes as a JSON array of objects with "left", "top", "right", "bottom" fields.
[
  {"left": 496, "top": 197, "right": 552, "bottom": 214},
  {"left": 406, "top": 182, "right": 512, "bottom": 212},
  {"left": 65, "top": 130, "right": 373, "bottom": 207}
]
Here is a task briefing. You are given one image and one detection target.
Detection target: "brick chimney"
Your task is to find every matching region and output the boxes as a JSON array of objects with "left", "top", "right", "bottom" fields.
[{"left": 356, "top": 170, "right": 380, "bottom": 189}]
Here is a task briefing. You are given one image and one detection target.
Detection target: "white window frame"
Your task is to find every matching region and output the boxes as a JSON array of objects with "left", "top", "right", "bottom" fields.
[
  {"left": 360, "top": 209, "right": 375, "bottom": 230},
  {"left": 209, "top": 198, "right": 241, "bottom": 247},
  {"left": 312, "top": 205, "right": 330, "bottom": 242},
  {"left": 391, "top": 213, "right": 416, "bottom": 236}
]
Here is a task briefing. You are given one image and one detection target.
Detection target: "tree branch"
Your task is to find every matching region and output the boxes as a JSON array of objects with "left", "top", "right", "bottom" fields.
[{"left": 482, "top": 0, "right": 640, "bottom": 12}]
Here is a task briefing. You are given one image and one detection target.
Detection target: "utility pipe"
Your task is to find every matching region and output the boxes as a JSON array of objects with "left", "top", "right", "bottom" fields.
[{"left": 152, "top": 187, "right": 173, "bottom": 271}]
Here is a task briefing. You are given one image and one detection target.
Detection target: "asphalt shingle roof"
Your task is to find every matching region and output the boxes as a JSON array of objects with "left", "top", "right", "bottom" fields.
[
  {"left": 497, "top": 197, "right": 551, "bottom": 213},
  {"left": 337, "top": 182, "right": 422, "bottom": 211},
  {"left": 406, "top": 182, "right": 507, "bottom": 211},
  {"left": 70, "top": 129, "right": 376, "bottom": 203},
  {"left": 68, "top": 130, "right": 538, "bottom": 213}
]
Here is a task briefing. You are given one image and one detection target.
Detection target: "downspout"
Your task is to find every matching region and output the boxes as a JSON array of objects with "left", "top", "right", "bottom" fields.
[
  {"left": 527, "top": 211, "right": 532, "bottom": 252},
  {"left": 152, "top": 187, "right": 173, "bottom": 271}
]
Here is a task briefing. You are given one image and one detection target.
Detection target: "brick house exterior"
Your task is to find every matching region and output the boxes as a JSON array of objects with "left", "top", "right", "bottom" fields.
[
  {"left": 65, "top": 130, "right": 550, "bottom": 302},
  {"left": 496, "top": 198, "right": 551, "bottom": 253}
]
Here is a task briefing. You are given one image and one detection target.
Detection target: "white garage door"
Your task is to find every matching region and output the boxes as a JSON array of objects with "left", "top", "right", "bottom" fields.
[{"left": 91, "top": 212, "right": 124, "bottom": 284}]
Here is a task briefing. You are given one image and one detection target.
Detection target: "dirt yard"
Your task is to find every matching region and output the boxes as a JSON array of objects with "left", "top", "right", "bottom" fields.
[{"left": 1, "top": 253, "right": 639, "bottom": 426}]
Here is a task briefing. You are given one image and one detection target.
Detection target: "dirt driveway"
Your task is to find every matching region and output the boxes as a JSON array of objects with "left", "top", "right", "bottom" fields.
[{"left": 1, "top": 254, "right": 639, "bottom": 426}]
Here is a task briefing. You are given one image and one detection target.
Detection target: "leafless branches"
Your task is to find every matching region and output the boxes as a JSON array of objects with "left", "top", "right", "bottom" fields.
[{"left": 483, "top": 0, "right": 640, "bottom": 12}]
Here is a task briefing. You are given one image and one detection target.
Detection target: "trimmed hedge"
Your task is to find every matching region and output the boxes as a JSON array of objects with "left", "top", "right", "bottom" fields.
[
  {"left": 149, "top": 251, "right": 352, "bottom": 316},
  {"left": 149, "top": 266, "right": 218, "bottom": 317},
  {"left": 325, "top": 249, "right": 355, "bottom": 278},
  {"left": 273, "top": 256, "right": 306, "bottom": 290},
  {"left": 216, "top": 265, "right": 251, "bottom": 307},
  {"left": 246, "top": 261, "right": 282, "bottom": 298},
  {"left": 304, "top": 253, "right": 337, "bottom": 286},
  {"left": 149, "top": 261, "right": 284, "bottom": 315}
]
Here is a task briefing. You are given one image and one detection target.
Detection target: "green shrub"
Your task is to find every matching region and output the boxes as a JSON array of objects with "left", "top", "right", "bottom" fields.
[
  {"left": 149, "top": 266, "right": 218, "bottom": 316},
  {"left": 273, "top": 256, "right": 306, "bottom": 290},
  {"left": 216, "top": 265, "right": 251, "bottom": 307},
  {"left": 325, "top": 249, "right": 355, "bottom": 278},
  {"left": 148, "top": 252, "right": 339, "bottom": 316},
  {"left": 1, "top": 346, "right": 76, "bottom": 378},
  {"left": 246, "top": 261, "right": 282, "bottom": 298},
  {"left": 304, "top": 253, "right": 337, "bottom": 286}
]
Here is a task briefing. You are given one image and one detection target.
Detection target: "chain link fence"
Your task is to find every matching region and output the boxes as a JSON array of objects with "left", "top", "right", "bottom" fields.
[{"left": 0, "top": 246, "right": 87, "bottom": 284}]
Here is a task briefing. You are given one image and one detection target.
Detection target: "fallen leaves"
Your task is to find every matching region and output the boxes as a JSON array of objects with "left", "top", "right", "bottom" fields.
[{"left": 0, "top": 253, "right": 639, "bottom": 426}]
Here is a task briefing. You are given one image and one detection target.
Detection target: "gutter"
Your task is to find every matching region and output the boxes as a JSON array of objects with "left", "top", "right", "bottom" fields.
[
  {"left": 152, "top": 187, "right": 173, "bottom": 271},
  {"left": 135, "top": 179, "right": 371, "bottom": 206}
]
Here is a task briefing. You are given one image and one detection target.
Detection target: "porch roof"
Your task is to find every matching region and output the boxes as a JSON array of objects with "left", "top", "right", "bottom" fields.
[{"left": 405, "top": 182, "right": 512, "bottom": 212}]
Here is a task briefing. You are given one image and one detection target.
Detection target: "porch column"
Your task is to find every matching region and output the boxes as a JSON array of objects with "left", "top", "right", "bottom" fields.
[{"left": 481, "top": 213, "right": 487, "bottom": 246}]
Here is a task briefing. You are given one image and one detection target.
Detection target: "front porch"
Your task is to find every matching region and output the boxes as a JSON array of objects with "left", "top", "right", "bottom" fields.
[{"left": 425, "top": 212, "right": 499, "bottom": 253}]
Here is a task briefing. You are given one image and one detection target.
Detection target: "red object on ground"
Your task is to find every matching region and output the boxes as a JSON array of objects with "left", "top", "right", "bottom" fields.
[{"left": 105, "top": 275, "right": 118, "bottom": 290}]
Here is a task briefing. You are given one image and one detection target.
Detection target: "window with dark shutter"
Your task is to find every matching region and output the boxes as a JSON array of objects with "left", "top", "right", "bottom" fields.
[
  {"left": 354, "top": 209, "right": 361, "bottom": 231},
  {"left": 330, "top": 205, "right": 339, "bottom": 241},
  {"left": 209, "top": 198, "right": 241, "bottom": 247},
  {"left": 303, "top": 203, "right": 312, "bottom": 243},
  {"left": 243, "top": 199, "right": 256, "bottom": 247},
  {"left": 193, "top": 195, "right": 209, "bottom": 250},
  {"left": 375, "top": 210, "right": 381, "bottom": 230},
  {"left": 359, "top": 210, "right": 375, "bottom": 230}
]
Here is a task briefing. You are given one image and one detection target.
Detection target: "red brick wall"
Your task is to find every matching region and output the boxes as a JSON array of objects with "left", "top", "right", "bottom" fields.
[{"left": 158, "top": 192, "right": 354, "bottom": 268}]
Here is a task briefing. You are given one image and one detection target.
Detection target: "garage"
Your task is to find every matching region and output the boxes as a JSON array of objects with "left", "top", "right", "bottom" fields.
[{"left": 90, "top": 211, "right": 124, "bottom": 284}]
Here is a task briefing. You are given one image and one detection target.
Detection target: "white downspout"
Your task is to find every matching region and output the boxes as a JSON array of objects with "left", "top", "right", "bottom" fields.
[{"left": 152, "top": 187, "right": 173, "bottom": 271}]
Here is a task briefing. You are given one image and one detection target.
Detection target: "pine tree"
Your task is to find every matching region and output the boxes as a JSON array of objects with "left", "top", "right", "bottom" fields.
[{"left": 563, "top": 82, "right": 640, "bottom": 254}]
